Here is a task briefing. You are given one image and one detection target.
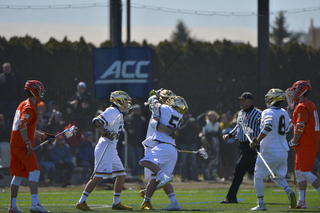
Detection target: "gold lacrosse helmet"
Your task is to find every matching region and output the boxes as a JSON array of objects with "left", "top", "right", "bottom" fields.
[
  {"left": 110, "top": 90, "right": 132, "bottom": 111},
  {"left": 265, "top": 88, "right": 285, "bottom": 108},
  {"left": 159, "top": 89, "right": 175, "bottom": 103},
  {"left": 166, "top": 95, "right": 189, "bottom": 114}
]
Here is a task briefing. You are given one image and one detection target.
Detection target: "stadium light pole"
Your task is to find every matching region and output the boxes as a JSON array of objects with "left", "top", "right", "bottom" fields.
[
  {"left": 126, "top": 0, "right": 131, "bottom": 47},
  {"left": 110, "top": 0, "right": 122, "bottom": 48},
  {"left": 257, "top": 0, "right": 270, "bottom": 108}
]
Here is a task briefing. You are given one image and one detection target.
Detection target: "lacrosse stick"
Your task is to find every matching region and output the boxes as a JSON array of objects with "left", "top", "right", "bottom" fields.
[
  {"left": 285, "top": 88, "right": 297, "bottom": 194},
  {"left": 34, "top": 125, "right": 78, "bottom": 151},
  {"left": 238, "top": 122, "right": 276, "bottom": 179},
  {"left": 90, "top": 113, "right": 123, "bottom": 179},
  {"left": 176, "top": 147, "right": 208, "bottom": 159}
]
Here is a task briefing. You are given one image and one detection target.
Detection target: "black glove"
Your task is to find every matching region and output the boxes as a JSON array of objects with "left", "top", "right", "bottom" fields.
[
  {"left": 169, "top": 128, "right": 179, "bottom": 139},
  {"left": 250, "top": 137, "right": 258, "bottom": 150},
  {"left": 102, "top": 129, "right": 117, "bottom": 141}
]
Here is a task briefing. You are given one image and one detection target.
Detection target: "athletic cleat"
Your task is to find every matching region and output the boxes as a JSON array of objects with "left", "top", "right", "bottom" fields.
[
  {"left": 8, "top": 207, "right": 23, "bottom": 213},
  {"left": 156, "top": 175, "right": 172, "bottom": 189},
  {"left": 112, "top": 202, "right": 132, "bottom": 210},
  {"left": 30, "top": 204, "right": 50, "bottom": 213},
  {"left": 251, "top": 203, "right": 266, "bottom": 211},
  {"left": 139, "top": 189, "right": 146, "bottom": 198},
  {"left": 140, "top": 201, "right": 155, "bottom": 210},
  {"left": 289, "top": 200, "right": 306, "bottom": 209},
  {"left": 287, "top": 190, "right": 296, "bottom": 208},
  {"left": 76, "top": 202, "right": 93, "bottom": 211},
  {"left": 162, "top": 203, "right": 181, "bottom": 211}
]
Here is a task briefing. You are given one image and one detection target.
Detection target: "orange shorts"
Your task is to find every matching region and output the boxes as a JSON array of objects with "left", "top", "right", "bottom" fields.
[
  {"left": 10, "top": 147, "right": 39, "bottom": 178},
  {"left": 295, "top": 144, "right": 318, "bottom": 172}
]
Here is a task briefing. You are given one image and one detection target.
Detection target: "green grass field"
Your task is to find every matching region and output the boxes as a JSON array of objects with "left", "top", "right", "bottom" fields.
[{"left": 0, "top": 186, "right": 319, "bottom": 212}]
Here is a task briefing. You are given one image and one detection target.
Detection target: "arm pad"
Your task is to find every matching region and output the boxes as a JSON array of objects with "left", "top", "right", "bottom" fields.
[
  {"left": 92, "top": 116, "right": 104, "bottom": 128},
  {"left": 295, "top": 122, "right": 305, "bottom": 135},
  {"left": 151, "top": 119, "right": 160, "bottom": 131}
]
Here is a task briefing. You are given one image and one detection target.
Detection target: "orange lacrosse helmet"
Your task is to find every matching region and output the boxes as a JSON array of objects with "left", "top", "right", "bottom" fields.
[
  {"left": 290, "top": 80, "right": 311, "bottom": 103},
  {"left": 24, "top": 80, "right": 45, "bottom": 100}
]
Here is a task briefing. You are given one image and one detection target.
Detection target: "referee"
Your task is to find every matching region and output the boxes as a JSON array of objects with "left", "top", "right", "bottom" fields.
[{"left": 221, "top": 92, "right": 261, "bottom": 203}]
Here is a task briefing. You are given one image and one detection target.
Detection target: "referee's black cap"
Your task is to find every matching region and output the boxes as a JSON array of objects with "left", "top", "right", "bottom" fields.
[{"left": 237, "top": 92, "right": 253, "bottom": 100}]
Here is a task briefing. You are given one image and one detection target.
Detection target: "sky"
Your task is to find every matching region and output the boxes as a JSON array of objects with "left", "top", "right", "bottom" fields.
[{"left": 1, "top": 0, "right": 320, "bottom": 47}]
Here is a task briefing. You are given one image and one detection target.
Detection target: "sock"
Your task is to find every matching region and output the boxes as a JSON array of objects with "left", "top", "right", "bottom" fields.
[
  {"left": 258, "top": 196, "right": 264, "bottom": 204},
  {"left": 317, "top": 187, "right": 320, "bottom": 194},
  {"left": 299, "top": 190, "right": 306, "bottom": 202},
  {"left": 10, "top": 197, "right": 17, "bottom": 208},
  {"left": 284, "top": 186, "right": 291, "bottom": 194},
  {"left": 79, "top": 191, "right": 90, "bottom": 203},
  {"left": 254, "top": 177, "right": 264, "bottom": 199},
  {"left": 168, "top": 193, "right": 178, "bottom": 204},
  {"left": 31, "top": 194, "right": 39, "bottom": 206},
  {"left": 113, "top": 193, "right": 121, "bottom": 205},
  {"left": 144, "top": 196, "right": 151, "bottom": 202}
]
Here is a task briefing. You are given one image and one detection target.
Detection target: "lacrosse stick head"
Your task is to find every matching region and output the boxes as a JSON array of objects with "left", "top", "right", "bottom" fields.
[
  {"left": 238, "top": 122, "right": 253, "bottom": 135},
  {"left": 197, "top": 147, "right": 208, "bottom": 159},
  {"left": 285, "top": 88, "right": 295, "bottom": 110},
  {"left": 64, "top": 125, "right": 78, "bottom": 138}
]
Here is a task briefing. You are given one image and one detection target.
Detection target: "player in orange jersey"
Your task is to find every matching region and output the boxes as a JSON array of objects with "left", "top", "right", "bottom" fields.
[
  {"left": 288, "top": 80, "right": 320, "bottom": 209},
  {"left": 9, "top": 80, "right": 55, "bottom": 213}
]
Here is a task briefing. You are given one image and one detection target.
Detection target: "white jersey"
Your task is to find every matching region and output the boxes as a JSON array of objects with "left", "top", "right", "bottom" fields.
[
  {"left": 259, "top": 107, "right": 290, "bottom": 153},
  {"left": 97, "top": 107, "right": 124, "bottom": 149},
  {"left": 142, "top": 114, "right": 160, "bottom": 148},
  {"left": 150, "top": 104, "right": 183, "bottom": 145}
]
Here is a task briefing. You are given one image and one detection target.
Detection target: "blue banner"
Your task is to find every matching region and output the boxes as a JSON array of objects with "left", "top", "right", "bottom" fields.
[{"left": 92, "top": 47, "right": 153, "bottom": 99}]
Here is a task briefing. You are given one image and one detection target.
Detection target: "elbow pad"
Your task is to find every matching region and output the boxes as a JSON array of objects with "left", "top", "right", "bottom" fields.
[
  {"left": 151, "top": 119, "right": 160, "bottom": 131},
  {"left": 295, "top": 123, "right": 305, "bottom": 135},
  {"left": 261, "top": 122, "right": 272, "bottom": 135},
  {"left": 92, "top": 116, "right": 104, "bottom": 128}
]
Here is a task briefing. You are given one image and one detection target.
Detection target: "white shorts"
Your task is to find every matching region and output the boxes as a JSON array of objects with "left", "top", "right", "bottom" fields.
[
  {"left": 254, "top": 151, "right": 288, "bottom": 179},
  {"left": 94, "top": 141, "right": 125, "bottom": 179},
  {"left": 140, "top": 143, "right": 177, "bottom": 179}
]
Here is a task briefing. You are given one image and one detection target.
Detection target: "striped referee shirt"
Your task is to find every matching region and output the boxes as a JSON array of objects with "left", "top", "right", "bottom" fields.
[{"left": 228, "top": 105, "right": 261, "bottom": 142}]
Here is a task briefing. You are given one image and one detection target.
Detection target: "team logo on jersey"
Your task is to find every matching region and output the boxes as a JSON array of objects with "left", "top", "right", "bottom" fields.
[{"left": 24, "top": 113, "right": 30, "bottom": 119}]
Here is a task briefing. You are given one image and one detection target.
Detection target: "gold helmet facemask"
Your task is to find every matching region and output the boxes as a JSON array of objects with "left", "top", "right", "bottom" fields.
[
  {"left": 159, "top": 89, "right": 174, "bottom": 104},
  {"left": 165, "top": 95, "right": 189, "bottom": 115},
  {"left": 265, "top": 88, "right": 285, "bottom": 108},
  {"left": 110, "top": 90, "right": 132, "bottom": 111}
]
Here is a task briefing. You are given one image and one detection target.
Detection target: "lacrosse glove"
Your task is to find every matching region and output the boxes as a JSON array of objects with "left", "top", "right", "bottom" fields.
[
  {"left": 41, "top": 132, "right": 56, "bottom": 145},
  {"left": 250, "top": 137, "right": 258, "bottom": 150},
  {"left": 288, "top": 139, "right": 298, "bottom": 152},
  {"left": 102, "top": 129, "right": 117, "bottom": 141},
  {"left": 24, "top": 140, "right": 34, "bottom": 157},
  {"left": 169, "top": 128, "right": 179, "bottom": 139}
]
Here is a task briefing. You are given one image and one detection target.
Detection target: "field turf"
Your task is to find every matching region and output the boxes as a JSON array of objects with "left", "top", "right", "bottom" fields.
[{"left": 0, "top": 186, "right": 319, "bottom": 212}]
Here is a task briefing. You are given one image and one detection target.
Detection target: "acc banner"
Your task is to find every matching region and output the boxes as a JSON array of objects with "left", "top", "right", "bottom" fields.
[{"left": 93, "top": 47, "right": 153, "bottom": 99}]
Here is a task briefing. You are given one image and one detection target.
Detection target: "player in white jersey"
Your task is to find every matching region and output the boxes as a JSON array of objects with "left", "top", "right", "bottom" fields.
[
  {"left": 76, "top": 91, "right": 133, "bottom": 211},
  {"left": 250, "top": 89, "right": 296, "bottom": 211},
  {"left": 140, "top": 95, "right": 188, "bottom": 211}
]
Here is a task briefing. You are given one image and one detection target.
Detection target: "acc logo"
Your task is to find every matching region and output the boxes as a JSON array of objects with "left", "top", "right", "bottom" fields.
[{"left": 95, "top": 60, "right": 150, "bottom": 84}]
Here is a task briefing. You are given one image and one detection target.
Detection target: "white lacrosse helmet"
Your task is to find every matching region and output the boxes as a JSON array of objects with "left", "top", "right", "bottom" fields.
[
  {"left": 265, "top": 88, "right": 285, "bottom": 108},
  {"left": 110, "top": 90, "right": 132, "bottom": 111}
]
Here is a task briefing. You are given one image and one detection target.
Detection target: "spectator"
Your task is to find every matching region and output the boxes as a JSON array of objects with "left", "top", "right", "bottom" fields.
[
  {"left": 49, "top": 132, "right": 75, "bottom": 187},
  {"left": 76, "top": 131, "right": 95, "bottom": 184},
  {"left": 34, "top": 139, "right": 56, "bottom": 186},
  {"left": 47, "top": 109, "right": 65, "bottom": 134},
  {"left": 219, "top": 113, "right": 237, "bottom": 181},
  {"left": 37, "top": 101, "right": 48, "bottom": 125},
  {"left": 127, "top": 104, "right": 147, "bottom": 177},
  {"left": 0, "top": 113, "right": 11, "bottom": 179},
  {"left": 200, "top": 110, "right": 221, "bottom": 180},
  {"left": 64, "top": 121, "right": 84, "bottom": 155},
  {"left": 67, "top": 82, "right": 93, "bottom": 132},
  {"left": 176, "top": 111, "right": 201, "bottom": 182},
  {"left": 0, "top": 62, "right": 23, "bottom": 128}
]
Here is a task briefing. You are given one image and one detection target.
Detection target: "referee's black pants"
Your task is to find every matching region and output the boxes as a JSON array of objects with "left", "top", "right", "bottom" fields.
[{"left": 226, "top": 142, "right": 257, "bottom": 200}]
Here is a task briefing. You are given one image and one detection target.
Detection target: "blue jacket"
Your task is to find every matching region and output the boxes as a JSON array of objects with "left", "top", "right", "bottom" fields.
[{"left": 49, "top": 143, "right": 73, "bottom": 164}]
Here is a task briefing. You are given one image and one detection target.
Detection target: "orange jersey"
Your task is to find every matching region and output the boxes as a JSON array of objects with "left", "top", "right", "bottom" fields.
[
  {"left": 10, "top": 99, "right": 37, "bottom": 148},
  {"left": 292, "top": 100, "right": 320, "bottom": 146}
]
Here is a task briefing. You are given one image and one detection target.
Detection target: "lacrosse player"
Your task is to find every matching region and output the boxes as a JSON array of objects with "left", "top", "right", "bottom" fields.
[
  {"left": 76, "top": 90, "right": 133, "bottom": 211},
  {"left": 221, "top": 92, "right": 261, "bottom": 204},
  {"left": 139, "top": 94, "right": 188, "bottom": 211},
  {"left": 249, "top": 89, "right": 296, "bottom": 211},
  {"left": 9, "top": 80, "right": 56, "bottom": 213},
  {"left": 139, "top": 89, "right": 178, "bottom": 210},
  {"left": 287, "top": 81, "right": 320, "bottom": 209}
]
